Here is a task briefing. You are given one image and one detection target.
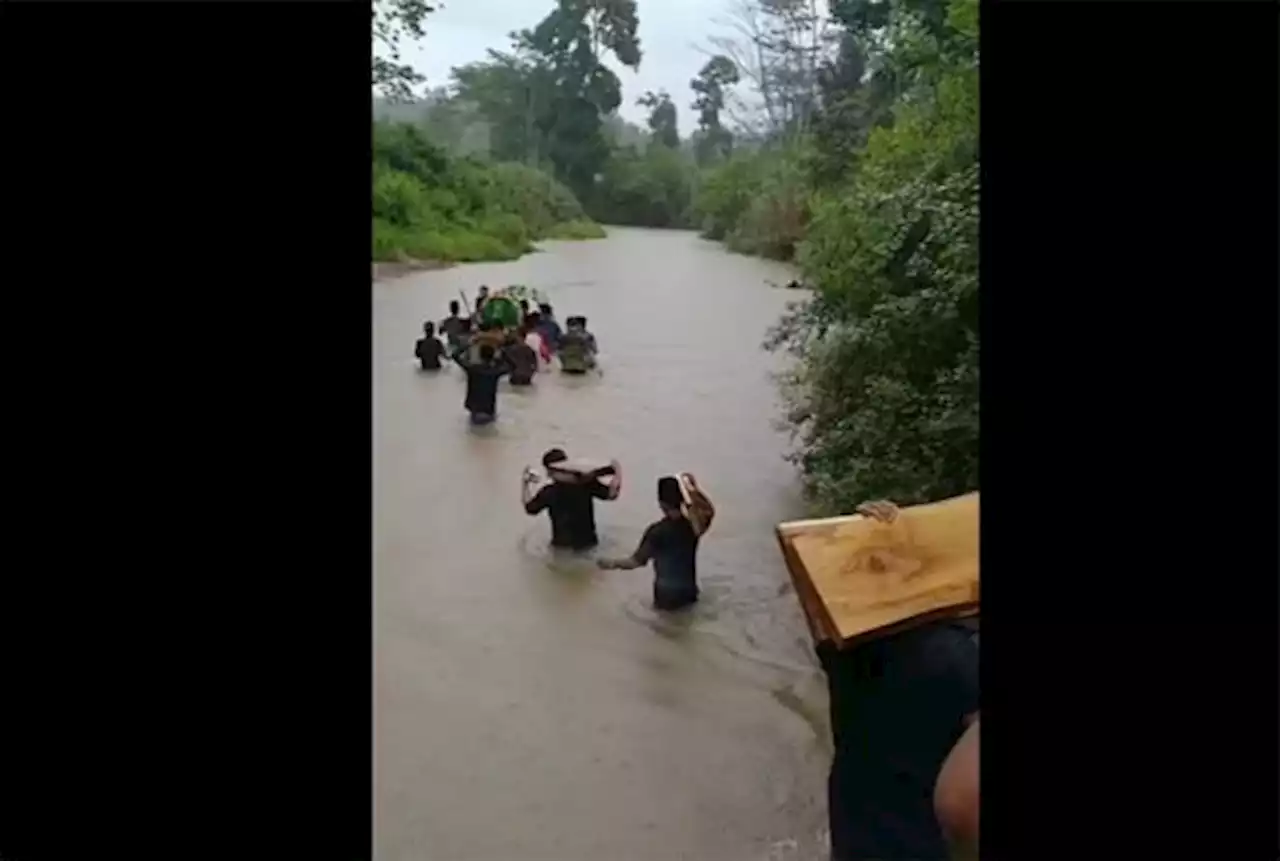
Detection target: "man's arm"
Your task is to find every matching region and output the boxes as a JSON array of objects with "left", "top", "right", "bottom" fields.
[
  {"left": 597, "top": 525, "right": 654, "bottom": 570},
  {"left": 523, "top": 478, "right": 550, "bottom": 514},
  {"left": 934, "top": 715, "right": 979, "bottom": 861},
  {"left": 588, "top": 460, "right": 622, "bottom": 501}
]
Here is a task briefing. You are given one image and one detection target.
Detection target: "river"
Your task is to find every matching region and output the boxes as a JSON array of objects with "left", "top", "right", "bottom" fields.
[{"left": 374, "top": 227, "right": 831, "bottom": 861}]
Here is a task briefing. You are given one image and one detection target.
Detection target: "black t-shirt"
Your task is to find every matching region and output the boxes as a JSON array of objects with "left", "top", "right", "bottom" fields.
[
  {"left": 504, "top": 341, "right": 538, "bottom": 381},
  {"left": 454, "top": 348, "right": 509, "bottom": 414},
  {"left": 463, "top": 365, "right": 506, "bottom": 414},
  {"left": 633, "top": 516, "right": 700, "bottom": 596},
  {"left": 439, "top": 317, "right": 467, "bottom": 347},
  {"left": 820, "top": 621, "right": 980, "bottom": 861},
  {"left": 415, "top": 337, "right": 445, "bottom": 370},
  {"left": 525, "top": 479, "right": 612, "bottom": 549}
]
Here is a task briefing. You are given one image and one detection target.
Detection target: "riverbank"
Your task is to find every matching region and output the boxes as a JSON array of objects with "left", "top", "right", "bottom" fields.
[
  {"left": 374, "top": 122, "right": 608, "bottom": 268},
  {"left": 373, "top": 221, "right": 609, "bottom": 282},
  {"left": 372, "top": 257, "right": 453, "bottom": 283}
]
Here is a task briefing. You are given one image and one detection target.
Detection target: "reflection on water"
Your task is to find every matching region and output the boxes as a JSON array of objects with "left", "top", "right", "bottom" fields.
[{"left": 375, "top": 228, "right": 830, "bottom": 861}]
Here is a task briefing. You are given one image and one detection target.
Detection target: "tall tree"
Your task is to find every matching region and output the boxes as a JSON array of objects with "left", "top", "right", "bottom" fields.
[
  {"left": 525, "top": 0, "right": 642, "bottom": 204},
  {"left": 373, "top": 0, "right": 437, "bottom": 102},
  {"left": 702, "top": 0, "right": 835, "bottom": 140},
  {"left": 690, "top": 55, "right": 740, "bottom": 165},
  {"left": 451, "top": 40, "right": 555, "bottom": 166},
  {"left": 638, "top": 90, "right": 680, "bottom": 149}
]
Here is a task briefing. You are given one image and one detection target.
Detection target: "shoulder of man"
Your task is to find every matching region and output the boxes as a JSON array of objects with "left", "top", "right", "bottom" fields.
[{"left": 643, "top": 518, "right": 670, "bottom": 543}]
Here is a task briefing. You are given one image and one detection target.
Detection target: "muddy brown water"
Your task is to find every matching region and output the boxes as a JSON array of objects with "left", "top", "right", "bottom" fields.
[{"left": 374, "top": 227, "right": 831, "bottom": 861}]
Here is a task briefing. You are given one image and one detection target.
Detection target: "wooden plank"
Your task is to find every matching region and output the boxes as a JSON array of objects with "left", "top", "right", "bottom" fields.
[
  {"left": 776, "top": 492, "right": 979, "bottom": 648},
  {"left": 776, "top": 528, "right": 840, "bottom": 644}
]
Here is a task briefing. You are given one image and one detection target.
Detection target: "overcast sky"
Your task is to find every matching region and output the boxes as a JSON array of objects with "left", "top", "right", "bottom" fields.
[{"left": 399, "top": 0, "right": 727, "bottom": 129}]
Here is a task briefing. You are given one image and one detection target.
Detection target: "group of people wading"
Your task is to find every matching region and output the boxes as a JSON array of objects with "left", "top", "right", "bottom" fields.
[
  {"left": 410, "top": 284, "right": 979, "bottom": 861},
  {"left": 413, "top": 284, "right": 600, "bottom": 425}
]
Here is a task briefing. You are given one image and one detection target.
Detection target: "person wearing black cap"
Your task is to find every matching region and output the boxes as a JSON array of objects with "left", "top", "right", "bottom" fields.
[
  {"left": 597, "top": 474, "right": 715, "bottom": 611},
  {"left": 521, "top": 448, "right": 622, "bottom": 550}
]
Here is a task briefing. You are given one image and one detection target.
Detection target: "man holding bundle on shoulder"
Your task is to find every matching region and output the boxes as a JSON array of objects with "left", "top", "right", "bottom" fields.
[
  {"left": 598, "top": 473, "right": 715, "bottom": 611},
  {"left": 522, "top": 449, "right": 622, "bottom": 551}
]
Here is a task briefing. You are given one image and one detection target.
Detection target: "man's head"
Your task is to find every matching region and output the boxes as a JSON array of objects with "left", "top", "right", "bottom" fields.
[
  {"left": 657, "top": 476, "right": 684, "bottom": 515},
  {"left": 566, "top": 315, "right": 585, "bottom": 330},
  {"left": 542, "top": 448, "right": 575, "bottom": 482},
  {"left": 539, "top": 303, "right": 553, "bottom": 317},
  {"left": 423, "top": 321, "right": 435, "bottom": 337},
  {"left": 478, "top": 344, "right": 496, "bottom": 363},
  {"left": 519, "top": 299, "right": 530, "bottom": 314},
  {"left": 478, "top": 285, "right": 490, "bottom": 298},
  {"left": 449, "top": 300, "right": 460, "bottom": 316}
]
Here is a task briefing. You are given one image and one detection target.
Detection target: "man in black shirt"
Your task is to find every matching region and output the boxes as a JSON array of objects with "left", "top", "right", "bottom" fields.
[
  {"left": 522, "top": 448, "right": 622, "bottom": 550},
  {"left": 439, "top": 300, "right": 468, "bottom": 353},
  {"left": 452, "top": 343, "right": 510, "bottom": 425},
  {"left": 597, "top": 474, "right": 715, "bottom": 611},
  {"left": 503, "top": 332, "right": 538, "bottom": 386},
  {"left": 414, "top": 321, "right": 445, "bottom": 371}
]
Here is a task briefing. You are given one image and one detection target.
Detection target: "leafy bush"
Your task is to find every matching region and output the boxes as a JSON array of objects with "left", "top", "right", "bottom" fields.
[
  {"left": 766, "top": 0, "right": 979, "bottom": 513},
  {"left": 690, "top": 146, "right": 809, "bottom": 259},
  {"left": 594, "top": 144, "right": 696, "bottom": 228},
  {"left": 693, "top": 152, "right": 767, "bottom": 242},
  {"left": 372, "top": 121, "right": 604, "bottom": 263}
]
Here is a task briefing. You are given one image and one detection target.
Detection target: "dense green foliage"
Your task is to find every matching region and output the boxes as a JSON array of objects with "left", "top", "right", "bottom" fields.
[
  {"left": 693, "top": 147, "right": 808, "bottom": 259},
  {"left": 373, "top": 122, "right": 603, "bottom": 263},
  {"left": 766, "top": 0, "right": 979, "bottom": 512}
]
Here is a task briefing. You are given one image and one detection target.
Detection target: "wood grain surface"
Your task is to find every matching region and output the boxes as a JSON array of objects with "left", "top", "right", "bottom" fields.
[{"left": 776, "top": 492, "right": 979, "bottom": 648}]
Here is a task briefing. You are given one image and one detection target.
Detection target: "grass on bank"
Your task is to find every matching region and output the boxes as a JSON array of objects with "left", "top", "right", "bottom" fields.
[{"left": 542, "top": 219, "right": 607, "bottom": 240}]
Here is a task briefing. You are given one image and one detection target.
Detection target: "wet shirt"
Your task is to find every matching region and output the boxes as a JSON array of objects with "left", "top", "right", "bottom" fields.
[
  {"left": 455, "top": 350, "right": 509, "bottom": 415},
  {"left": 504, "top": 340, "right": 538, "bottom": 383},
  {"left": 537, "top": 319, "right": 562, "bottom": 352},
  {"left": 439, "top": 316, "right": 467, "bottom": 348},
  {"left": 414, "top": 337, "right": 445, "bottom": 370},
  {"left": 559, "top": 331, "right": 596, "bottom": 371},
  {"left": 820, "top": 621, "right": 980, "bottom": 861},
  {"left": 525, "top": 479, "right": 612, "bottom": 549},
  {"left": 633, "top": 516, "right": 700, "bottom": 597}
]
